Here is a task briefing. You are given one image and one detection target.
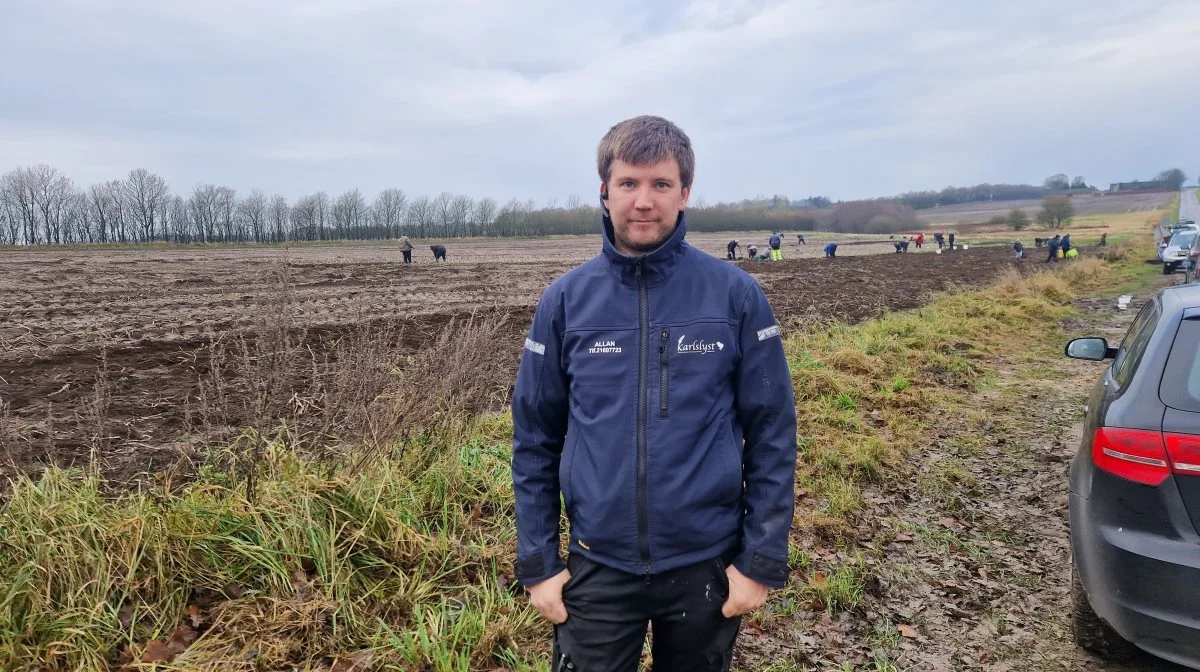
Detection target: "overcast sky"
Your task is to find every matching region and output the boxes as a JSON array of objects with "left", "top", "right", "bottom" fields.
[{"left": 2, "top": 0, "right": 1199, "bottom": 205}]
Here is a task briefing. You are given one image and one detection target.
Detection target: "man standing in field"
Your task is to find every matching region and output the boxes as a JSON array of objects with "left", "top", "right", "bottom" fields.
[
  {"left": 511, "top": 115, "right": 798, "bottom": 672},
  {"left": 768, "top": 231, "right": 783, "bottom": 261},
  {"left": 398, "top": 234, "right": 414, "bottom": 263},
  {"left": 726, "top": 239, "right": 739, "bottom": 260}
]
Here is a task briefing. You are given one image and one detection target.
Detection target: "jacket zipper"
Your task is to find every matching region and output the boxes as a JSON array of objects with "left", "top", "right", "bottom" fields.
[
  {"left": 659, "top": 327, "right": 669, "bottom": 418},
  {"left": 636, "top": 262, "right": 651, "bottom": 572}
]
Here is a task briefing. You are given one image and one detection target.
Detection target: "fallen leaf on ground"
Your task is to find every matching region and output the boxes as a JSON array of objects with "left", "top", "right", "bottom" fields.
[{"left": 140, "top": 640, "right": 175, "bottom": 663}]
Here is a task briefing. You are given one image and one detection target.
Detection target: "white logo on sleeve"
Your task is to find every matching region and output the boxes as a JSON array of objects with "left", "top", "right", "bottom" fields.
[
  {"left": 756, "top": 325, "right": 780, "bottom": 341},
  {"left": 524, "top": 338, "right": 546, "bottom": 355},
  {"left": 676, "top": 335, "right": 724, "bottom": 355},
  {"left": 588, "top": 339, "right": 623, "bottom": 354}
]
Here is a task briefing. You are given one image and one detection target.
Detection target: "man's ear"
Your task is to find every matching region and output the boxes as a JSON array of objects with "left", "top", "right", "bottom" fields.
[
  {"left": 679, "top": 186, "right": 690, "bottom": 211},
  {"left": 600, "top": 182, "right": 608, "bottom": 200}
]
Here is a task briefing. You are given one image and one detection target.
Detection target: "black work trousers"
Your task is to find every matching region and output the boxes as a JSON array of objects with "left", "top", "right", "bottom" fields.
[
  {"left": 552, "top": 552, "right": 742, "bottom": 672},
  {"left": 402, "top": 249, "right": 412, "bottom": 263}
]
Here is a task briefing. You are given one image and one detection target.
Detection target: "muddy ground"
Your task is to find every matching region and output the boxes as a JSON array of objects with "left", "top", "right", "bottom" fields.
[{"left": 0, "top": 243, "right": 1031, "bottom": 483}]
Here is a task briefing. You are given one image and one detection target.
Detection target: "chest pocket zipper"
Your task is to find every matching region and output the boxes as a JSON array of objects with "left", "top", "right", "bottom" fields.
[{"left": 659, "top": 327, "right": 670, "bottom": 418}]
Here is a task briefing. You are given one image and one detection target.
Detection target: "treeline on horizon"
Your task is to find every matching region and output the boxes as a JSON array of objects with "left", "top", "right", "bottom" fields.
[{"left": 0, "top": 164, "right": 1186, "bottom": 246}]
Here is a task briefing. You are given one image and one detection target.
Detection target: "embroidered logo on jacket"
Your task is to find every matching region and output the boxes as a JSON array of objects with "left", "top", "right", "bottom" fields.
[{"left": 676, "top": 335, "right": 724, "bottom": 355}]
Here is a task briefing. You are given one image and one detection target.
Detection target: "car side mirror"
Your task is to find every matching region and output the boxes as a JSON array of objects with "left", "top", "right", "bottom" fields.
[{"left": 1065, "top": 337, "right": 1117, "bottom": 361}]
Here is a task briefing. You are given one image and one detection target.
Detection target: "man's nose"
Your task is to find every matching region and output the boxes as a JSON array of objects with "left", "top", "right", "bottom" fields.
[{"left": 634, "top": 187, "right": 654, "bottom": 209}]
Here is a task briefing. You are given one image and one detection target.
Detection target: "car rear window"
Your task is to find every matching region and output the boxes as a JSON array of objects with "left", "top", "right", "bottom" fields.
[{"left": 1161, "top": 318, "right": 1200, "bottom": 411}]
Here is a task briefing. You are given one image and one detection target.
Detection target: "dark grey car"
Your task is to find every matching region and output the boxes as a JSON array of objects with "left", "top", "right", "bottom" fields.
[{"left": 1065, "top": 285, "right": 1200, "bottom": 668}]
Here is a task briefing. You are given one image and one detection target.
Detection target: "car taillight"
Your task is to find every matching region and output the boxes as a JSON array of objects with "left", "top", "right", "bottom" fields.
[
  {"left": 1092, "top": 428, "right": 1170, "bottom": 486},
  {"left": 1164, "top": 433, "right": 1200, "bottom": 476}
]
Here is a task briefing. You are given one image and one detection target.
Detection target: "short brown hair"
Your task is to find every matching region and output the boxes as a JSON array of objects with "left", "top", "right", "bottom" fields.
[{"left": 597, "top": 115, "right": 695, "bottom": 189}]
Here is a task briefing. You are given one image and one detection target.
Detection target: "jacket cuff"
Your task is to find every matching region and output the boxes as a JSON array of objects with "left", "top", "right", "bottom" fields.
[
  {"left": 733, "top": 550, "right": 789, "bottom": 588},
  {"left": 515, "top": 546, "right": 566, "bottom": 586}
]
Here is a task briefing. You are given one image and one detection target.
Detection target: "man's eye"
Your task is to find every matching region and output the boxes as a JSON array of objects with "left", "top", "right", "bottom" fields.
[
  {"left": 621, "top": 181, "right": 635, "bottom": 188},
  {"left": 657, "top": 182, "right": 670, "bottom": 189}
]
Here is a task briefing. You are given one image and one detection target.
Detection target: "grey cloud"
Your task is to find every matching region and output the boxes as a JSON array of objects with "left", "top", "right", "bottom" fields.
[{"left": 1, "top": 0, "right": 1198, "bottom": 205}]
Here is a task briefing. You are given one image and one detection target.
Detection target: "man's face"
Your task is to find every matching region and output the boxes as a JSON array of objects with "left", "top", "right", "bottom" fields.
[{"left": 605, "top": 157, "right": 690, "bottom": 256}]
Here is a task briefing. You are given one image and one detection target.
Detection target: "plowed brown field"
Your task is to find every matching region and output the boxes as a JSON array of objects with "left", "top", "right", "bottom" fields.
[{"left": 1, "top": 238, "right": 1030, "bottom": 482}]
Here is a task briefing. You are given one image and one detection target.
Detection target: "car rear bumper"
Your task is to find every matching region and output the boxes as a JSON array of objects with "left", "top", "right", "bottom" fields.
[{"left": 1071, "top": 492, "right": 1200, "bottom": 669}]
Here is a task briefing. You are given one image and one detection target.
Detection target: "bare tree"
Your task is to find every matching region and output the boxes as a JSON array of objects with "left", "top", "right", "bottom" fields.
[
  {"left": 372, "top": 188, "right": 407, "bottom": 238},
  {"left": 332, "top": 188, "right": 368, "bottom": 239},
  {"left": 312, "top": 191, "right": 329, "bottom": 240},
  {"left": 86, "top": 182, "right": 120, "bottom": 243},
  {"left": 239, "top": 190, "right": 269, "bottom": 243},
  {"left": 269, "top": 194, "right": 289, "bottom": 242},
  {"left": 434, "top": 192, "right": 456, "bottom": 237},
  {"left": 0, "top": 168, "right": 37, "bottom": 244},
  {"left": 33, "top": 166, "right": 75, "bottom": 245},
  {"left": 407, "top": 194, "right": 434, "bottom": 238},
  {"left": 450, "top": 194, "right": 474, "bottom": 236},
  {"left": 1, "top": 165, "right": 74, "bottom": 244},
  {"left": 473, "top": 197, "right": 497, "bottom": 234},
  {"left": 0, "top": 204, "right": 12, "bottom": 245},
  {"left": 64, "top": 189, "right": 90, "bottom": 243},
  {"left": 189, "top": 185, "right": 223, "bottom": 243},
  {"left": 291, "top": 195, "right": 318, "bottom": 241},
  {"left": 124, "top": 168, "right": 170, "bottom": 242},
  {"left": 168, "top": 195, "right": 190, "bottom": 242}
]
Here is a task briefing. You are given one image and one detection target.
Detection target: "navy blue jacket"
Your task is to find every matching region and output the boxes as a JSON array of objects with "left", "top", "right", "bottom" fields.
[{"left": 511, "top": 212, "right": 798, "bottom": 588}]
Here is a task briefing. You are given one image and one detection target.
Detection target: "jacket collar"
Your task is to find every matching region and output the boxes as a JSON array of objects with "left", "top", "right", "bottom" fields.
[{"left": 600, "top": 198, "right": 688, "bottom": 285}]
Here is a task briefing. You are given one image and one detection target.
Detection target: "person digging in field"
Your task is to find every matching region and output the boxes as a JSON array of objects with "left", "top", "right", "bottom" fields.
[
  {"left": 796, "top": 233, "right": 805, "bottom": 245},
  {"left": 914, "top": 232, "right": 924, "bottom": 249},
  {"left": 1013, "top": 240, "right": 1025, "bottom": 258},
  {"left": 947, "top": 230, "right": 956, "bottom": 249},
  {"left": 1098, "top": 232, "right": 1107, "bottom": 247},
  {"left": 726, "top": 239, "right": 739, "bottom": 260},
  {"left": 512, "top": 115, "right": 797, "bottom": 672},
  {"left": 746, "top": 243, "right": 758, "bottom": 260},
  {"left": 823, "top": 241, "right": 838, "bottom": 258},
  {"left": 398, "top": 234, "right": 414, "bottom": 263},
  {"left": 1046, "top": 234, "right": 1061, "bottom": 263},
  {"left": 430, "top": 244, "right": 447, "bottom": 261},
  {"left": 934, "top": 231, "right": 944, "bottom": 249},
  {"left": 1060, "top": 233, "right": 1072, "bottom": 256}
]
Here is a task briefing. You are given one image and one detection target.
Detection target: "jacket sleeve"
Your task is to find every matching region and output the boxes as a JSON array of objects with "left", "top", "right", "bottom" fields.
[
  {"left": 511, "top": 287, "right": 571, "bottom": 585},
  {"left": 732, "top": 283, "right": 798, "bottom": 588}
]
